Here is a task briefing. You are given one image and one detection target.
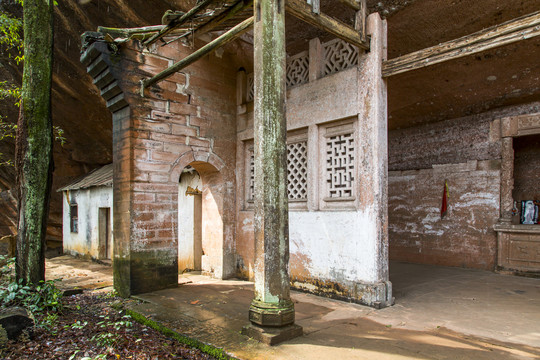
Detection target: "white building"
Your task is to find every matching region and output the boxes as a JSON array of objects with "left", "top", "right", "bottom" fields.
[{"left": 59, "top": 164, "right": 113, "bottom": 260}]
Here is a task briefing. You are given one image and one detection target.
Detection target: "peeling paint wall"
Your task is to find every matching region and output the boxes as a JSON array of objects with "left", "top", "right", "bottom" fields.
[
  {"left": 62, "top": 187, "right": 113, "bottom": 259},
  {"left": 236, "top": 14, "right": 391, "bottom": 307},
  {"left": 387, "top": 103, "right": 540, "bottom": 270}
]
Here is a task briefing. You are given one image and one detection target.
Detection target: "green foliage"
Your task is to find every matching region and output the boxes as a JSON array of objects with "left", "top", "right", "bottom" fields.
[
  {"left": 0, "top": 255, "right": 64, "bottom": 332},
  {"left": 65, "top": 320, "right": 88, "bottom": 330},
  {"left": 92, "top": 331, "right": 120, "bottom": 348},
  {"left": 0, "top": 7, "right": 23, "bottom": 64},
  {"left": 0, "top": 278, "right": 63, "bottom": 314}
]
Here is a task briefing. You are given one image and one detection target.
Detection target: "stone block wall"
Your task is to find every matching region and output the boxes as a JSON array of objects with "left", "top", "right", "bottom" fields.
[{"left": 81, "top": 37, "right": 237, "bottom": 296}]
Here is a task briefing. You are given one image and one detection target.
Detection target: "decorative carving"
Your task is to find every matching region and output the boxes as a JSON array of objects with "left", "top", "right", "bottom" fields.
[
  {"left": 287, "top": 141, "right": 308, "bottom": 200},
  {"left": 326, "top": 133, "right": 355, "bottom": 198},
  {"left": 246, "top": 73, "right": 254, "bottom": 102},
  {"left": 323, "top": 38, "right": 359, "bottom": 76},
  {"left": 286, "top": 51, "right": 309, "bottom": 87}
]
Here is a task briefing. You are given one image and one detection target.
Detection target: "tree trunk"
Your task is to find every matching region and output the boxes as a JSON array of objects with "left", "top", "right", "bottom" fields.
[{"left": 15, "top": 0, "right": 54, "bottom": 285}]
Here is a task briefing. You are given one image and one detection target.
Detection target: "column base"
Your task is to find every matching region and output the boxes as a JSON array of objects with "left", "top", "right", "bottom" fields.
[
  {"left": 248, "top": 299, "right": 295, "bottom": 326},
  {"left": 242, "top": 323, "right": 303, "bottom": 346}
]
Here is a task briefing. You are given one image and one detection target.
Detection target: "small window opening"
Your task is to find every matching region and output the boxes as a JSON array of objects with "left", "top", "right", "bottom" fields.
[{"left": 70, "top": 204, "right": 78, "bottom": 233}]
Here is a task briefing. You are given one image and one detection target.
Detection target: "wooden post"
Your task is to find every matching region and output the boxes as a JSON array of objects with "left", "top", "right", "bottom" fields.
[
  {"left": 500, "top": 137, "right": 514, "bottom": 223},
  {"left": 242, "top": 0, "right": 302, "bottom": 345},
  {"left": 308, "top": 37, "right": 323, "bottom": 81}
]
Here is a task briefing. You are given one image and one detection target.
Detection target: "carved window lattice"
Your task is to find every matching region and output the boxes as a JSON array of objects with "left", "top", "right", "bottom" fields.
[
  {"left": 323, "top": 38, "right": 359, "bottom": 76},
  {"left": 246, "top": 73, "right": 254, "bottom": 102},
  {"left": 326, "top": 133, "right": 355, "bottom": 198},
  {"left": 287, "top": 141, "right": 308, "bottom": 200},
  {"left": 286, "top": 52, "right": 309, "bottom": 87}
]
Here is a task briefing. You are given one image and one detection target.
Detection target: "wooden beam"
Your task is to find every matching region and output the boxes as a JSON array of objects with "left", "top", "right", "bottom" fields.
[
  {"left": 383, "top": 11, "right": 540, "bottom": 77},
  {"left": 337, "top": 0, "right": 361, "bottom": 11},
  {"left": 285, "top": 0, "right": 369, "bottom": 50},
  {"left": 140, "top": 16, "right": 254, "bottom": 94},
  {"left": 192, "top": 0, "right": 253, "bottom": 37},
  {"left": 144, "top": 0, "right": 215, "bottom": 47}
]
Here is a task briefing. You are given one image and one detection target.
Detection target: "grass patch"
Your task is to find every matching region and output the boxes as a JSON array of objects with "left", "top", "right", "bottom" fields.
[{"left": 124, "top": 308, "right": 236, "bottom": 360}]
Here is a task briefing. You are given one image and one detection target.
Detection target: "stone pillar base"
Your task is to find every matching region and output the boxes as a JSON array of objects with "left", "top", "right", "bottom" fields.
[
  {"left": 242, "top": 323, "right": 303, "bottom": 346},
  {"left": 356, "top": 280, "right": 394, "bottom": 309},
  {"left": 248, "top": 299, "right": 295, "bottom": 327}
]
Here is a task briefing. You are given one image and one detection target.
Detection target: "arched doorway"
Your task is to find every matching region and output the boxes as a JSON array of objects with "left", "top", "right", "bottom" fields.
[{"left": 175, "top": 160, "right": 227, "bottom": 278}]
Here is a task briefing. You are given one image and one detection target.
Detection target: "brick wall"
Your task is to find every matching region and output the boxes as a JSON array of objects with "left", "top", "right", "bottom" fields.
[{"left": 82, "top": 37, "right": 237, "bottom": 296}]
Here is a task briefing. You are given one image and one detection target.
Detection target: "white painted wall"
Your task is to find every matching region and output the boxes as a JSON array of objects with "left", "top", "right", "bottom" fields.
[
  {"left": 178, "top": 171, "right": 202, "bottom": 272},
  {"left": 62, "top": 186, "right": 113, "bottom": 259},
  {"left": 289, "top": 211, "right": 379, "bottom": 283}
]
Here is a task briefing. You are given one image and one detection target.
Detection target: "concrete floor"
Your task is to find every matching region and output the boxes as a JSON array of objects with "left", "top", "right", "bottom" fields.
[{"left": 46, "top": 257, "right": 540, "bottom": 359}]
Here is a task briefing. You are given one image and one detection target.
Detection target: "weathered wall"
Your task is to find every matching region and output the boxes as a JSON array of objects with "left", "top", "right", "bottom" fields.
[
  {"left": 62, "top": 187, "right": 113, "bottom": 259},
  {"left": 389, "top": 161, "right": 500, "bottom": 269},
  {"left": 236, "top": 14, "right": 391, "bottom": 307},
  {"left": 81, "top": 34, "right": 238, "bottom": 295},
  {"left": 387, "top": 103, "right": 540, "bottom": 269}
]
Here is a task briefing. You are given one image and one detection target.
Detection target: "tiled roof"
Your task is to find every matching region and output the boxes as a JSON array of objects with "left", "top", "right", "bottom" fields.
[{"left": 58, "top": 163, "right": 113, "bottom": 191}]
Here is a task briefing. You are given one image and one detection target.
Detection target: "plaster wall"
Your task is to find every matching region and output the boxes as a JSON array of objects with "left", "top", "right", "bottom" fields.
[
  {"left": 236, "top": 14, "right": 391, "bottom": 306},
  {"left": 387, "top": 103, "right": 540, "bottom": 269},
  {"left": 62, "top": 186, "right": 113, "bottom": 259}
]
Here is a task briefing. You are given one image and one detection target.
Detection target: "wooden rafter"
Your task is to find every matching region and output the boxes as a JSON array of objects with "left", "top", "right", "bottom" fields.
[
  {"left": 285, "top": 0, "right": 369, "bottom": 50},
  {"left": 144, "top": 0, "right": 216, "bottom": 47},
  {"left": 337, "top": 0, "right": 362, "bottom": 11},
  {"left": 192, "top": 0, "right": 253, "bottom": 37},
  {"left": 383, "top": 10, "right": 540, "bottom": 77},
  {"left": 140, "top": 16, "right": 254, "bottom": 94}
]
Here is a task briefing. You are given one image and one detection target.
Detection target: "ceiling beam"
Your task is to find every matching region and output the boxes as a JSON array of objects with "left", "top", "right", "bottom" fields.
[
  {"left": 140, "top": 16, "right": 254, "bottom": 94},
  {"left": 285, "top": 0, "right": 369, "bottom": 50},
  {"left": 383, "top": 10, "right": 540, "bottom": 77},
  {"left": 337, "top": 0, "right": 361, "bottom": 11},
  {"left": 144, "top": 0, "right": 216, "bottom": 47},
  {"left": 192, "top": 0, "right": 253, "bottom": 37}
]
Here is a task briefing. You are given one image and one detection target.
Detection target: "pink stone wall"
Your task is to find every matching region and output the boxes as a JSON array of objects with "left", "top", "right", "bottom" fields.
[{"left": 84, "top": 37, "right": 239, "bottom": 294}]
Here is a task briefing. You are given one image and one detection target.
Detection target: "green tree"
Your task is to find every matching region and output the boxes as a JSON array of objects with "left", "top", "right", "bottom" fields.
[{"left": 15, "top": 0, "right": 54, "bottom": 285}]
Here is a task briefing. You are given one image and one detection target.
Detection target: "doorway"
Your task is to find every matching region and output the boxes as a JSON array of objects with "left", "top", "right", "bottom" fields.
[
  {"left": 178, "top": 167, "right": 203, "bottom": 273},
  {"left": 98, "top": 207, "right": 111, "bottom": 260}
]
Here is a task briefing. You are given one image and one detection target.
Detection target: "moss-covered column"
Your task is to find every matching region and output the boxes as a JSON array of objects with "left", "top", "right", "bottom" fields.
[
  {"left": 15, "top": 0, "right": 54, "bottom": 285},
  {"left": 243, "top": 0, "right": 302, "bottom": 345}
]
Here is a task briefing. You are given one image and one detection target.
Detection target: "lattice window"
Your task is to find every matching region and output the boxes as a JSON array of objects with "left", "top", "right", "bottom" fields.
[
  {"left": 286, "top": 52, "right": 309, "bottom": 87},
  {"left": 246, "top": 73, "right": 254, "bottom": 102},
  {"left": 287, "top": 141, "right": 308, "bottom": 200},
  {"left": 323, "top": 38, "right": 359, "bottom": 76},
  {"left": 326, "top": 133, "right": 355, "bottom": 198}
]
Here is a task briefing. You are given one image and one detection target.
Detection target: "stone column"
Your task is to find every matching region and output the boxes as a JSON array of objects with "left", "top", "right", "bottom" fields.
[
  {"left": 242, "top": 0, "right": 302, "bottom": 345},
  {"left": 499, "top": 136, "right": 514, "bottom": 223}
]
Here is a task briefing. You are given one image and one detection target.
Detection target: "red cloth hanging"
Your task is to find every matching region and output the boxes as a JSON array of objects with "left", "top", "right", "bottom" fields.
[{"left": 441, "top": 180, "right": 449, "bottom": 219}]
